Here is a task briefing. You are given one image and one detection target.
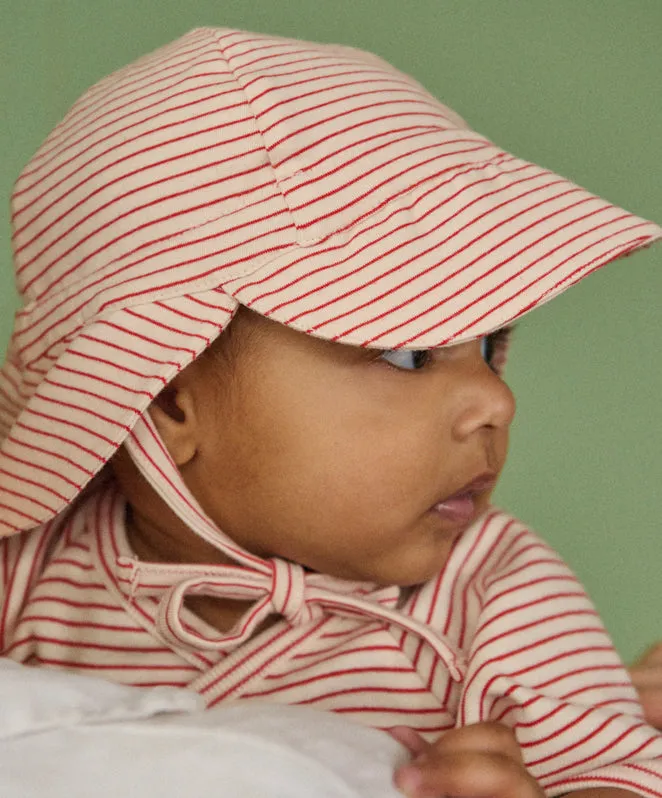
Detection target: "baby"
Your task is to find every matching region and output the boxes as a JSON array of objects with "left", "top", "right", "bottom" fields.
[{"left": 0, "top": 27, "right": 661, "bottom": 798}]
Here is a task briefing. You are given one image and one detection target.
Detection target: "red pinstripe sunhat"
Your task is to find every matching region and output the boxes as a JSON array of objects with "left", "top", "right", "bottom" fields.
[{"left": 1, "top": 27, "right": 660, "bottom": 536}]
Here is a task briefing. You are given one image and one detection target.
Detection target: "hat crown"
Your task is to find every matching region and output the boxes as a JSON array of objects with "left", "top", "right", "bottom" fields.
[
  {"left": 11, "top": 27, "right": 474, "bottom": 308},
  {"left": 11, "top": 29, "right": 269, "bottom": 306}
]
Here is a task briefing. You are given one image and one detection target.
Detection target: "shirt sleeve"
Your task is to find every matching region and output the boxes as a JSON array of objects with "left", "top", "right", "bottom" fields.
[{"left": 455, "top": 513, "right": 662, "bottom": 798}]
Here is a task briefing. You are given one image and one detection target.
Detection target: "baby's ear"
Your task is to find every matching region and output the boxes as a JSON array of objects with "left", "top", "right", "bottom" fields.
[{"left": 148, "top": 373, "right": 199, "bottom": 467}]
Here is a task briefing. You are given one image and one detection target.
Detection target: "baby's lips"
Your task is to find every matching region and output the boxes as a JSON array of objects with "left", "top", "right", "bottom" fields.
[{"left": 433, "top": 494, "right": 475, "bottom": 523}]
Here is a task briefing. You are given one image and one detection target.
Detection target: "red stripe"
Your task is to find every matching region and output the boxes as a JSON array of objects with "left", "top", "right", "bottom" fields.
[
  {"left": 250, "top": 162, "right": 544, "bottom": 310},
  {"left": 15, "top": 406, "right": 115, "bottom": 447},
  {"left": 284, "top": 644, "right": 401, "bottom": 674},
  {"left": 281, "top": 116, "right": 453, "bottom": 169},
  {"left": 290, "top": 143, "right": 491, "bottom": 226},
  {"left": 124, "top": 308, "right": 210, "bottom": 344},
  {"left": 17, "top": 137, "right": 264, "bottom": 266},
  {"left": 203, "top": 618, "right": 329, "bottom": 702},
  {"left": 2, "top": 431, "right": 92, "bottom": 476},
  {"left": 454, "top": 514, "right": 513, "bottom": 649},
  {"left": 328, "top": 192, "right": 600, "bottom": 342},
  {"left": 14, "top": 45, "right": 226, "bottom": 191},
  {"left": 0, "top": 484, "right": 62, "bottom": 515},
  {"left": 479, "top": 590, "right": 589, "bottom": 633},
  {"left": 14, "top": 82, "right": 249, "bottom": 239},
  {"left": 253, "top": 73, "right": 414, "bottom": 116},
  {"left": 1, "top": 523, "right": 60, "bottom": 646},
  {"left": 539, "top": 724, "right": 655, "bottom": 779},
  {"left": 459, "top": 632, "right": 614, "bottom": 723},
  {"left": 22, "top": 167, "right": 273, "bottom": 298},
  {"left": 26, "top": 595, "right": 128, "bottom": 613},
  {"left": 0, "top": 467, "right": 69, "bottom": 504},
  {"left": 401, "top": 224, "right": 645, "bottom": 347},
  {"left": 6, "top": 633, "right": 171, "bottom": 655},
  {"left": 267, "top": 96, "right": 446, "bottom": 149},
  {"left": 17, "top": 34, "right": 215, "bottom": 173},
  {"left": 292, "top": 125, "right": 445, "bottom": 173},
  {"left": 16, "top": 210, "right": 285, "bottom": 359},
  {"left": 26, "top": 656, "right": 198, "bottom": 671},
  {"left": 79, "top": 333, "right": 181, "bottom": 368},
  {"left": 0, "top": 533, "right": 28, "bottom": 646},
  {"left": 56, "top": 363, "right": 157, "bottom": 397},
  {"left": 244, "top": 665, "right": 417, "bottom": 698}
]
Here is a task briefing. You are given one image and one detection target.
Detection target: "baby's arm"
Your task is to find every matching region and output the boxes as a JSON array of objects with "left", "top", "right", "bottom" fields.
[
  {"left": 401, "top": 514, "right": 662, "bottom": 798},
  {"left": 391, "top": 722, "right": 642, "bottom": 798}
]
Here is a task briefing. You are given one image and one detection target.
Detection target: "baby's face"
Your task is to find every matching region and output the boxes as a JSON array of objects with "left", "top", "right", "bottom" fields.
[{"left": 170, "top": 310, "right": 515, "bottom": 586}]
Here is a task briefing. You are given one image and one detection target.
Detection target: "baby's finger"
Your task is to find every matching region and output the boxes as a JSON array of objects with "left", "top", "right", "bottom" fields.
[
  {"left": 631, "top": 665, "right": 662, "bottom": 689},
  {"left": 634, "top": 642, "right": 662, "bottom": 667},
  {"left": 388, "top": 726, "right": 430, "bottom": 757},
  {"left": 395, "top": 749, "right": 543, "bottom": 798},
  {"left": 430, "top": 721, "right": 524, "bottom": 762},
  {"left": 636, "top": 686, "right": 662, "bottom": 730}
]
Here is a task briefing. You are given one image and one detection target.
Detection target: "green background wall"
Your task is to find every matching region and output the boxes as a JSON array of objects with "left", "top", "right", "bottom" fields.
[{"left": 1, "top": 0, "right": 660, "bottom": 661}]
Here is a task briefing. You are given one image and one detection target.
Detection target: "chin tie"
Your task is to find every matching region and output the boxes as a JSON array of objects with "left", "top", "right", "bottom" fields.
[{"left": 120, "top": 414, "right": 466, "bottom": 681}]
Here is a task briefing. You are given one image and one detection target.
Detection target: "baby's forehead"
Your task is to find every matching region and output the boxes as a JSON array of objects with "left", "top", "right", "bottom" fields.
[{"left": 202, "top": 306, "right": 512, "bottom": 377}]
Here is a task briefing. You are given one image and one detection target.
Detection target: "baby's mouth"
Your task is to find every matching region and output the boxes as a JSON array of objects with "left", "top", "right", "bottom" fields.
[
  {"left": 433, "top": 493, "right": 477, "bottom": 523},
  {"left": 432, "top": 473, "right": 496, "bottom": 524}
]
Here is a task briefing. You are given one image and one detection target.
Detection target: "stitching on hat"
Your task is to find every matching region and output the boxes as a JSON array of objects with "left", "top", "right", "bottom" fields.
[
  {"left": 216, "top": 31, "right": 494, "bottom": 249},
  {"left": 289, "top": 152, "right": 513, "bottom": 249},
  {"left": 12, "top": 194, "right": 287, "bottom": 354},
  {"left": 210, "top": 29, "right": 300, "bottom": 228},
  {"left": 226, "top": 151, "right": 520, "bottom": 269}
]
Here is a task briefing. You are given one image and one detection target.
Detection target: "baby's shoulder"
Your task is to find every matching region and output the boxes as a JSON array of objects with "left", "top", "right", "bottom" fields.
[
  {"left": 442, "top": 506, "right": 572, "bottom": 585},
  {"left": 407, "top": 508, "right": 583, "bottom": 634}
]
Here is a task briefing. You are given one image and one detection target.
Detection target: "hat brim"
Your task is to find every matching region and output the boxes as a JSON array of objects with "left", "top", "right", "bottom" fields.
[{"left": 226, "top": 155, "right": 660, "bottom": 348}]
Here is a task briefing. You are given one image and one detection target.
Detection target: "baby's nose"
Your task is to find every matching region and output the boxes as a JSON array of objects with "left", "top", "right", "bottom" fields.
[{"left": 451, "top": 367, "right": 516, "bottom": 441}]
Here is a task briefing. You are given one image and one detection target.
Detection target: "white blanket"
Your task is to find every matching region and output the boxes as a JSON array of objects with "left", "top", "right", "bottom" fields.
[{"left": 0, "top": 659, "right": 407, "bottom": 797}]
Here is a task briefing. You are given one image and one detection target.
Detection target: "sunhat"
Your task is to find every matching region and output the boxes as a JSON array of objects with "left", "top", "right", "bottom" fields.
[{"left": 1, "top": 27, "right": 660, "bottom": 536}]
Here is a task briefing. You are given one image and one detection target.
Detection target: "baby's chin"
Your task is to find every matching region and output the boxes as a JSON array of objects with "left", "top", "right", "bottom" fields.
[
  {"left": 300, "top": 558, "right": 441, "bottom": 588},
  {"left": 366, "top": 511, "right": 491, "bottom": 586},
  {"left": 330, "top": 545, "right": 457, "bottom": 588},
  {"left": 288, "top": 506, "right": 489, "bottom": 586}
]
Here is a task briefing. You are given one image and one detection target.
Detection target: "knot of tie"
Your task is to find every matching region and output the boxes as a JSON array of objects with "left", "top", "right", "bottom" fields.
[
  {"left": 269, "top": 559, "right": 324, "bottom": 626},
  {"left": 141, "top": 560, "right": 327, "bottom": 652}
]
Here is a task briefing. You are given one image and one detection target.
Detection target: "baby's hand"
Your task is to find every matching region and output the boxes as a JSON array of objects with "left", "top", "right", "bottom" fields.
[
  {"left": 390, "top": 721, "right": 543, "bottom": 798},
  {"left": 630, "top": 641, "right": 662, "bottom": 730}
]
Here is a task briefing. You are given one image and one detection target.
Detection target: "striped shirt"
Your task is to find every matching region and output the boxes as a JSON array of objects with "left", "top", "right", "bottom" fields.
[{"left": 2, "top": 484, "right": 661, "bottom": 797}]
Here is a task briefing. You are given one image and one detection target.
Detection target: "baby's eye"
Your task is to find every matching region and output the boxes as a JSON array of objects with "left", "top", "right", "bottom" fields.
[
  {"left": 480, "top": 326, "right": 513, "bottom": 372},
  {"left": 480, "top": 336, "right": 491, "bottom": 363},
  {"left": 379, "top": 349, "right": 432, "bottom": 371}
]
